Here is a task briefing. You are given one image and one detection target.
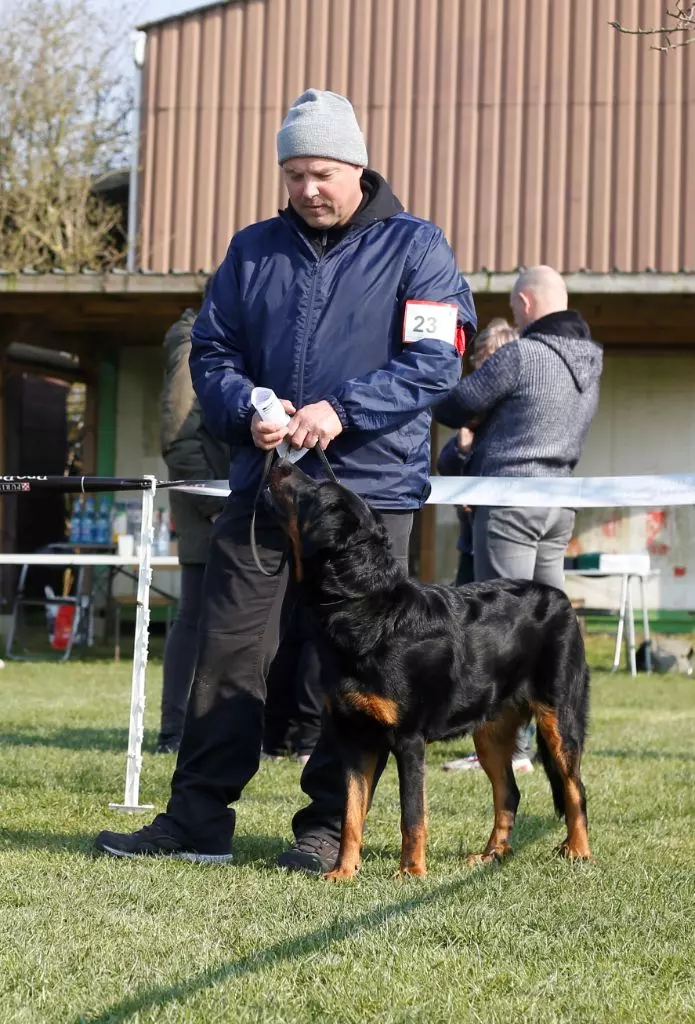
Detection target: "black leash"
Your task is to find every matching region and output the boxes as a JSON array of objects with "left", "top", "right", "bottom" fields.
[{"left": 250, "top": 445, "right": 339, "bottom": 577}]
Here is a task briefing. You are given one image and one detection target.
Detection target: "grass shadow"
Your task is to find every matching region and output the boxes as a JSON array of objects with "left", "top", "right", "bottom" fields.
[
  {"left": 0, "top": 828, "right": 96, "bottom": 855},
  {"left": 0, "top": 827, "right": 287, "bottom": 866},
  {"left": 367, "top": 810, "right": 562, "bottom": 867},
  {"left": 592, "top": 747, "right": 695, "bottom": 762},
  {"left": 0, "top": 727, "right": 134, "bottom": 752},
  {"left": 225, "top": 833, "right": 287, "bottom": 865},
  {"left": 77, "top": 875, "right": 477, "bottom": 1024}
]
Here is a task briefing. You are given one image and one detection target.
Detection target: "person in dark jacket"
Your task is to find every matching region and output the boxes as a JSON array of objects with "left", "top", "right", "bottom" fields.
[
  {"left": 436, "top": 318, "right": 518, "bottom": 587},
  {"left": 157, "top": 305, "right": 230, "bottom": 753},
  {"left": 434, "top": 265, "right": 602, "bottom": 768},
  {"left": 95, "top": 88, "right": 476, "bottom": 871}
]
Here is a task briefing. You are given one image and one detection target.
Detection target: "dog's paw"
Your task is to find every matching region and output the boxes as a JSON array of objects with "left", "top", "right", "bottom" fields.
[
  {"left": 555, "top": 839, "right": 593, "bottom": 862},
  {"left": 323, "top": 865, "right": 358, "bottom": 882},
  {"left": 394, "top": 865, "right": 427, "bottom": 879},
  {"left": 465, "top": 843, "right": 513, "bottom": 868}
]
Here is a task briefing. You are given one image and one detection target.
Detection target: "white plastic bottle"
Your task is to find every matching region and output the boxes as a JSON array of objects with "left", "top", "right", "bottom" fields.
[
  {"left": 155, "top": 509, "right": 170, "bottom": 556},
  {"left": 250, "top": 387, "right": 308, "bottom": 463}
]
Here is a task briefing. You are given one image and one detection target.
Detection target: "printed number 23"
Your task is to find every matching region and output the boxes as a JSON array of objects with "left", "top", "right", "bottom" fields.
[{"left": 413, "top": 314, "right": 438, "bottom": 334}]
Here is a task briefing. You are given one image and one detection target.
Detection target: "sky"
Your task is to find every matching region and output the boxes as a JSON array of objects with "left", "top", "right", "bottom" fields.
[{"left": 132, "top": 0, "right": 203, "bottom": 29}]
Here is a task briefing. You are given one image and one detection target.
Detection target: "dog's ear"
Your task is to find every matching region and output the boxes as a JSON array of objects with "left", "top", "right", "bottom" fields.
[
  {"left": 294, "top": 482, "right": 381, "bottom": 559},
  {"left": 338, "top": 486, "right": 379, "bottom": 533}
]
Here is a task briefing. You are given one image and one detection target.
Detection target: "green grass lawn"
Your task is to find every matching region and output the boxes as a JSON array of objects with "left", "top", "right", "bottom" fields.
[{"left": 1, "top": 641, "right": 694, "bottom": 1024}]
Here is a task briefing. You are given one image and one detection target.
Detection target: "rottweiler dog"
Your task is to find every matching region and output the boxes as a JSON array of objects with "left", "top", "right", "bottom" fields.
[{"left": 268, "top": 459, "right": 591, "bottom": 881}]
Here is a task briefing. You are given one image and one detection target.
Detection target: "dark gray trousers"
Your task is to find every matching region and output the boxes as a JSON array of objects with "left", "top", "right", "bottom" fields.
[{"left": 159, "top": 563, "right": 206, "bottom": 743}]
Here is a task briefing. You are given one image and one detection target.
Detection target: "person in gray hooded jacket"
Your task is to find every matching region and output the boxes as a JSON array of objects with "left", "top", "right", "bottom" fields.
[
  {"left": 158, "top": 305, "right": 230, "bottom": 752},
  {"left": 434, "top": 265, "right": 603, "bottom": 767}
]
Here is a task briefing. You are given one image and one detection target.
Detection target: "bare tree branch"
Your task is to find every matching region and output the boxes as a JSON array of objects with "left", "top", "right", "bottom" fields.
[
  {"left": 0, "top": 0, "right": 133, "bottom": 271},
  {"left": 609, "top": 1, "right": 695, "bottom": 52}
]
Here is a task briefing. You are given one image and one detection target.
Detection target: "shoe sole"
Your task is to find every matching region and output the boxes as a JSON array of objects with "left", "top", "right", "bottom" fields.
[{"left": 97, "top": 843, "right": 233, "bottom": 864}]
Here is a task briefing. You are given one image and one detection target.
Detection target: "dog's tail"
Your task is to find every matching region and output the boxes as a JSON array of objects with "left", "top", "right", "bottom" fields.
[{"left": 536, "top": 651, "right": 590, "bottom": 820}]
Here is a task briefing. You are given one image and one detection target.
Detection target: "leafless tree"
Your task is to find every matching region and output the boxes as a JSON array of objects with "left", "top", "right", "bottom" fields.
[
  {"left": 609, "top": 1, "right": 695, "bottom": 52},
  {"left": 0, "top": 0, "right": 133, "bottom": 272}
]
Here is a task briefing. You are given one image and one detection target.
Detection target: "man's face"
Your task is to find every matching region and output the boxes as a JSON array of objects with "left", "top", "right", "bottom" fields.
[{"left": 282, "top": 158, "right": 363, "bottom": 229}]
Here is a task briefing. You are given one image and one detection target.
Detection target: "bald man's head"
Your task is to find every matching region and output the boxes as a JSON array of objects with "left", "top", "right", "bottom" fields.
[{"left": 510, "top": 265, "right": 568, "bottom": 330}]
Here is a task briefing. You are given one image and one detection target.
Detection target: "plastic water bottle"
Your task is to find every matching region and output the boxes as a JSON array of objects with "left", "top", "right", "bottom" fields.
[
  {"left": 250, "top": 387, "right": 308, "bottom": 463},
  {"left": 81, "top": 496, "right": 96, "bottom": 545},
  {"left": 69, "top": 498, "right": 82, "bottom": 544},
  {"left": 155, "top": 509, "right": 170, "bottom": 556},
  {"left": 95, "top": 499, "right": 111, "bottom": 546}
]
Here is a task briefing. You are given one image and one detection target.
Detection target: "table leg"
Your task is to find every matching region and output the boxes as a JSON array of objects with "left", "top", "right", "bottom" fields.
[
  {"left": 626, "top": 577, "right": 637, "bottom": 678},
  {"left": 613, "top": 574, "right": 629, "bottom": 672},
  {"left": 639, "top": 574, "right": 652, "bottom": 673}
]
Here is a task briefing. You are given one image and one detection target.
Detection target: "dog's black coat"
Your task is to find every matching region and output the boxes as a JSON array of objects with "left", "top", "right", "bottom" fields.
[{"left": 269, "top": 460, "right": 592, "bottom": 878}]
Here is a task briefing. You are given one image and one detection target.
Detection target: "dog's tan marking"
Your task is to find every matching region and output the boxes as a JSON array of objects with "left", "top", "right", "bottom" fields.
[
  {"left": 530, "top": 702, "right": 592, "bottom": 861},
  {"left": 324, "top": 751, "right": 379, "bottom": 882},
  {"left": 465, "top": 707, "right": 523, "bottom": 866},
  {"left": 344, "top": 692, "right": 399, "bottom": 726},
  {"left": 286, "top": 516, "right": 303, "bottom": 582}
]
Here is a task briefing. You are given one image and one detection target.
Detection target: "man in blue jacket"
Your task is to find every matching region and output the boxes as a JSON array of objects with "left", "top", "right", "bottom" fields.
[{"left": 95, "top": 89, "right": 476, "bottom": 872}]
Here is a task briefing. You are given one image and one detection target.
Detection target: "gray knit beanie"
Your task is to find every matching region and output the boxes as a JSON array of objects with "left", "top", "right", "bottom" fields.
[{"left": 277, "top": 89, "right": 368, "bottom": 166}]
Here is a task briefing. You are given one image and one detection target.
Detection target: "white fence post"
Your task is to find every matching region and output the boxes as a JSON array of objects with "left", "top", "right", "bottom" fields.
[{"left": 109, "top": 476, "right": 156, "bottom": 813}]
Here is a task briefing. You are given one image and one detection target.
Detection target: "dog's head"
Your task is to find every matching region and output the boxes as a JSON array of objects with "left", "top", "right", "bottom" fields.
[{"left": 267, "top": 459, "right": 396, "bottom": 593}]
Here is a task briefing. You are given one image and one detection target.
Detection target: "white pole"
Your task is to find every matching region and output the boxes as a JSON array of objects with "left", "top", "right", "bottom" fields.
[
  {"left": 109, "top": 476, "right": 156, "bottom": 812},
  {"left": 126, "top": 32, "right": 146, "bottom": 273}
]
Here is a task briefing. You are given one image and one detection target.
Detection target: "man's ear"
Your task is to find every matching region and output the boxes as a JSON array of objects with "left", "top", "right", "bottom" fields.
[{"left": 520, "top": 290, "right": 533, "bottom": 318}]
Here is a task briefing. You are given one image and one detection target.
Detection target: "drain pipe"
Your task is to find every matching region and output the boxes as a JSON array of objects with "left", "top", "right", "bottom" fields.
[{"left": 126, "top": 31, "right": 147, "bottom": 273}]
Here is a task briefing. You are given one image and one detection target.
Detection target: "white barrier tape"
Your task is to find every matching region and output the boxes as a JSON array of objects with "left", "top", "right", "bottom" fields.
[{"left": 173, "top": 473, "right": 695, "bottom": 509}]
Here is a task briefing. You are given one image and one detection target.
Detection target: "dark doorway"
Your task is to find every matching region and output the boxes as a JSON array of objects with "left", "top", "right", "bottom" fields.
[{"left": 2, "top": 372, "right": 70, "bottom": 599}]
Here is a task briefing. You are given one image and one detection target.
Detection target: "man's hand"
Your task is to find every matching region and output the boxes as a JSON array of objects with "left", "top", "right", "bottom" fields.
[
  {"left": 456, "top": 426, "right": 475, "bottom": 455},
  {"left": 251, "top": 399, "right": 296, "bottom": 451},
  {"left": 287, "top": 400, "right": 343, "bottom": 451}
]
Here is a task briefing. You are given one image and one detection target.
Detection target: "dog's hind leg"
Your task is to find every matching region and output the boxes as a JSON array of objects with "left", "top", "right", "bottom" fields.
[
  {"left": 465, "top": 707, "right": 524, "bottom": 867},
  {"left": 324, "top": 747, "right": 380, "bottom": 882},
  {"left": 532, "top": 702, "right": 592, "bottom": 861},
  {"left": 393, "top": 734, "right": 428, "bottom": 877}
]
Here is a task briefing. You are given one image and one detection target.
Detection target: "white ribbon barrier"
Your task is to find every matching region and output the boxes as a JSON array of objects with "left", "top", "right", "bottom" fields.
[
  {"left": 173, "top": 473, "right": 695, "bottom": 508},
  {"left": 114, "top": 471, "right": 695, "bottom": 812}
]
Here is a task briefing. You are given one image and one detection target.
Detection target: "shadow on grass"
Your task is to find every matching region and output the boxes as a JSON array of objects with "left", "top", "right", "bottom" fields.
[
  {"left": 0, "top": 828, "right": 96, "bottom": 855},
  {"left": 366, "top": 811, "right": 561, "bottom": 866},
  {"left": 0, "top": 728, "right": 137, "bottom": 752},
  {"left": 76, "top": 874, "right": 478, "bottom": 1024},
  {"left": 506, "top": 811, "right": 563, "bottom": 851},
  {"left": 0, "top": 827, "right": 286, "bottom": 867},
  {"left": 592, "top": 747, "right": 695, "bottom": 762}
]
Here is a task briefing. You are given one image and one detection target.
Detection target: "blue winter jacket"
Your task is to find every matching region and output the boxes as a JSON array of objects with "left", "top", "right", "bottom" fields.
[{"left": 190, "top": 172, "right": 477, "bottom": 509}]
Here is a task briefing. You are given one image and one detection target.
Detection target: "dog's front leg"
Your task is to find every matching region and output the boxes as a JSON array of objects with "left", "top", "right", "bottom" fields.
[
  {"left": 393, "top": 734, "right": 428, "bottom": 877},
  {"left": 324, "top": 749, "right": 379, "bottom": 882}
]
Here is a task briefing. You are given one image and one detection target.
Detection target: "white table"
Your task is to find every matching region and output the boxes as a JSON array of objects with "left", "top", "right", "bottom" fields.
[
  {"left": 0, "top": 554, "right": 179, "bottom": 567},
  {"left": 0, "top": 553, "right": 180, "bottom": 661},
  {"left": 565, "top": 569, "right": 658, "bottom": 677}
]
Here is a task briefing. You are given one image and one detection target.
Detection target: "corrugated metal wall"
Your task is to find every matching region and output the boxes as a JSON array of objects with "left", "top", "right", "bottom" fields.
[{"left": 139, "top": 0, "right": 695, "bottom": 274}]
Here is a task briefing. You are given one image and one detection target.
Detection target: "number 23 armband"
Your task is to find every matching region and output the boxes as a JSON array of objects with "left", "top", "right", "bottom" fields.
[{"left": 402, "top": 300, "right": 466, "bottom": 355}]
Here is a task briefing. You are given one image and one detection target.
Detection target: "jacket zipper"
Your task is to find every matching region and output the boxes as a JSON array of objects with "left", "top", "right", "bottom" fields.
[{"left": 296, "top": 231, "right": 327, "bottom": 408}]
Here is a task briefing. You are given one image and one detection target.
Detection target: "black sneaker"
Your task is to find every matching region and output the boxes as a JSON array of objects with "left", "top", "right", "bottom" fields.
[
  {"left": 94, "top": 817, "right": 233, "bottom": 864},
  {"left": 277, "top": 833, "right": 340, "bottom": 875}
]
